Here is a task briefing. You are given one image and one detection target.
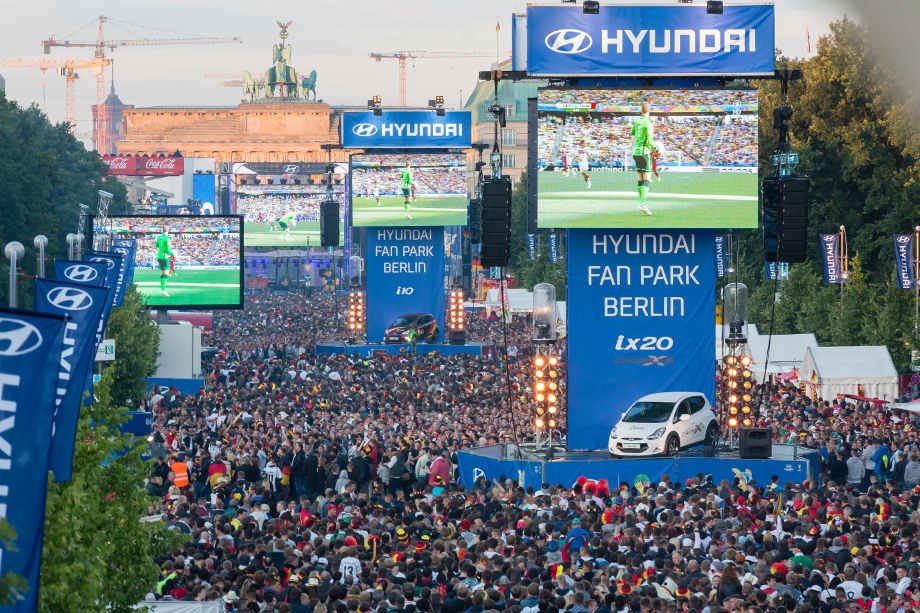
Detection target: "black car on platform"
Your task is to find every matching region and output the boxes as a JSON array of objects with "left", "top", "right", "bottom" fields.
[{"left": 384, "top": 313, "right": 439, "bottom": 344}]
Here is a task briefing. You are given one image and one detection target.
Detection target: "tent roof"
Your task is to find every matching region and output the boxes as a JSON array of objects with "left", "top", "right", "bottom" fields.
[
  {"left": 806, "top": 346, "right": 898, "bottom": 381},
  {"left": 749, "top": 333, "right": 817, "bottom": 369}
]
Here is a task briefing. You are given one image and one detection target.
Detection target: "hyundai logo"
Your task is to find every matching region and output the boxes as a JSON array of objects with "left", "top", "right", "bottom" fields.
[
  {"left": 897, "top": 235, "right": 911, "bottom": 244},
  {"left": 352, "top": 123, "right": 379, "bottom": 137},
  {"left": 46, "top": 286, "right": 93, "bottom": 311},
  {"left": 64, "top": 264, "right": 98, "bottom": 283},
  {"left": 0, "top": 317, "right": 43, "bottom": 356},
  {"left": 89, "top": 257, "right": 115, "bottom": 270},
  {"left": 283, "top": 164, "right": 300, "bottom": 174},
  {"left": 545, "top": 29, "right": 593, "bottom": 54}
]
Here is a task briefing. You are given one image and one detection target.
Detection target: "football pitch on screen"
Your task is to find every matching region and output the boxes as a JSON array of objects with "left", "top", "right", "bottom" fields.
[
  {"left": 352, "top": 195, "right": 467, "bottom": 227},
  {"left": 243, "top": 222, "right": 344, "bottom": 247},
  {"left": 134, "top": 268, "right": 240, "bottom": 307},
  {"left": 538, "top": 170, "right": 758, "bottom": 228}
]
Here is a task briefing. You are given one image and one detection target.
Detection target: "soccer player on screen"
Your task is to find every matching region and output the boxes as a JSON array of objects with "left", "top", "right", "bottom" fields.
[
  {"left": 400, "top": 163, "right": 413, "bottom": 219},
  {"left": 631, "top": 100, "right": 659, "bottom": 216},
  {"left": 579, "top": 152, "right": 591, "bottom": 189},
  {"left": 156, "top": 228, "right": 173, "bottom": 297},
  {"left": 169, "top": 253, "right": 177, "bottom": 277},
  {"left": 373, "top": 178, "right": 381, "bottom": 206},
  {"left": 278, "top": 211, "right": 296, "bottom": 241}
]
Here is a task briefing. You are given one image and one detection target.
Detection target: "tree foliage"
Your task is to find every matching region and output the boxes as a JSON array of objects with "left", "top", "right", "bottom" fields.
[
  {"left": 509, "top": 172, "right": 567, "bottom": 298},
  {"left": 40, "top": 301, "right": 181, "bottom": 613},
  {"left": 105, "top": 287, "right": 161, "bottom": 407}
]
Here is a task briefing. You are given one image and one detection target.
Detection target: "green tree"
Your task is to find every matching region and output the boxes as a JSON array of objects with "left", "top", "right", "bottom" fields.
[
  {"left": 105, "top": 288, "right": 161, "bottom": 407},
  {"left": 0, "top": 520, "right": 28, "bottom": 605},
  {"left": 508, "top": 172, "right": 567, "bottom": 297}
]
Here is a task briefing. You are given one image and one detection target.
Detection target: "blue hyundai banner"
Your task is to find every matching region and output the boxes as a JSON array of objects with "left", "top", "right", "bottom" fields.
[
  {"left": 765, "top": 261, "right": 789, "bottom": 281},
  {"left": 112, "top": 239, "right": 138, "bottom": 293},
  {"left": 566, "top": 229, "right": 716, "bottom": 450},
  {"left": 548, "top": 232, "right": 560, "bottom": 263},
  {"left": 53, "top": 260, "right": 113, "bottom": 355},
  {"left": 895, "top": 234, "right": 915, "bottom": 290},
  {"left": 341, "top": 111, "right": 471, "bottom": 149},
  {"left": 525, "top": 4, "right": 775, "bottom": 76},
  {"left": 527, "top": 234, "right": 537, "bottom": 261},
  {"left": 0, "top": 308, "right": 67, "bottom": 613},
  {"left": 34, "top": 279, "right": 109, "bottom": 482},
  {"left": 820, "top": 234, "right": 842, "bottom": 284},
  {"left": 714, "top": 235, "right": 725, "bottom": 278},
  {"left": 84, "top": 251, "right": 125, "bottom": 308},
  {"left": 366, "top": 227, "right": 445, "bottom": 343}
]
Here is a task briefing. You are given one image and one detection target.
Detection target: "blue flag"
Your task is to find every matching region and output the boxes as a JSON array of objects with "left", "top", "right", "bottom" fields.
[
  {"left": 34, "top": 279, "right": 109, "bottom": 482},
  {"left": 894, "top": 234, "right": 915, "bottom": 290},
  {"left": 0, "top": 308, "right": 67, "bottom": 613},
  {"left": 548, "top": 232, "right": 560, "bottom": 264},
  {"left": 714, "top": 235, "right": 726, "bottom": 278},
  {"left": 111, "top": 240, "right": 138, "bottom": 301},
  {"left": 83, "top": 251, "right": 126, "bottom": 308},
  {"left": 765, "top": 261, "right": 789, "bottom": 281},
  {"left": 527, "top": 234, "right": 537, "bottom": 261},
  {"left": 54, "top": 260, "right": 112, "bottom": 355},
  {"left": 820, "top": 234, "right": 842, "bottom": 284}
]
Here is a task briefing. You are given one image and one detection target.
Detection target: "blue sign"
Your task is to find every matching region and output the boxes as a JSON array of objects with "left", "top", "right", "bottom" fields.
[
  {"left": 548, "top": 232, "right": 560, "bottom": 263},
  {"left": 765, "top": 261, "right": 789, "bottom": 281},
  {"left": 525, "top": 4, "right": 775, "bottom": 76},
  {"left": 566, "top": 229, "right": 716, "bottom": 450},
  {"left": 895, "top": 234, "right": 915, "bottom": 290},
  {"left": 341, "top": 111, "right": 471, "bottom": 149},
  {"left": 366, "top": 227, "right": 446, "bottom": 343},
  {"left": 112, "top": 239, "right": 138, "bottom": 294},
  {"left": 714, "top": 235, "right": 725, "bottom": 278},
  {"left": 820, "top": 234, "right": 842, "bottom": 284},
  {"left": 54, "top": 260, "right": 112, "bottom": 355},
  {"left": 527, "top": 234, "right": 537, "bottom": 261},
  {"left": 84, "top": 251, "right": 126, "bottom": 308},
  {"left": 34, "top": 279, "right": 109, "bottom": 482},
  {"left": 0, "top": 307, "right": 67, "bottom": 613}
]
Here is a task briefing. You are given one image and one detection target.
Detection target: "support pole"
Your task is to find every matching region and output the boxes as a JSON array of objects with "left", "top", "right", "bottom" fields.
[
  {"left": 33, "top": 235, "right": 47, "bottom": 278},
  {"left": 4, "top": 242, "right": 24, "bottom": 308}
]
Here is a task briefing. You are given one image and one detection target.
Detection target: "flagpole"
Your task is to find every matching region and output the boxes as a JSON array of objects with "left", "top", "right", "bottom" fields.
[{"left": 839, "top": 225, "right": 847, "bottom": 307}]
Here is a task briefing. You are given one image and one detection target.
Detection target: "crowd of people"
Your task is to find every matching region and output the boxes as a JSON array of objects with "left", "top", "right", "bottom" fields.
[
  {"left": 237, "top": 193, "right": 346, "bottom": 227},
  {"left": 539, "top": 90, "right": 758, "bottom": 111},
  {"left": 144, "top": 291, "right": 920, "bottom": 613},
  {"left": 135, "top": 232, "right": 240, "bottom": 268},
  {"left": 352, "top": 167, "right": 467, "bottom": 199}
]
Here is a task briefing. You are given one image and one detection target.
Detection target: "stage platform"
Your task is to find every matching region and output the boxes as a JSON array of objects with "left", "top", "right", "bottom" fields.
[
  {"left": 315, "top": 342, "right": 490, "bottom": 357},
  {"left": 457, "top": 443, "right": 819, "bottom": 491}
]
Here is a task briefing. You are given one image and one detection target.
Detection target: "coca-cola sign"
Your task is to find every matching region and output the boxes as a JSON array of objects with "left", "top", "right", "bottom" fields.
[{"left": 100, "top": 155, "right": 184, "bottom": 176}]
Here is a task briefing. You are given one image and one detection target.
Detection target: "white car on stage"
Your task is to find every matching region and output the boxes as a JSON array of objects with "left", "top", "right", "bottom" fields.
[{"left": 608, "top": 392, "right": 718, "bottom": 457}]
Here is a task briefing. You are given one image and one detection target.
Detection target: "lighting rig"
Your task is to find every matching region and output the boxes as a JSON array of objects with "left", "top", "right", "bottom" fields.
[
  {"left": 531, "top": 283, "right": 563, "bottom": 456},
  {"left": 346, "top": 288, "right": 366, "bottom": 342},
  {"left": 447, "top": 288, "right": 466, "bottom": 344}
]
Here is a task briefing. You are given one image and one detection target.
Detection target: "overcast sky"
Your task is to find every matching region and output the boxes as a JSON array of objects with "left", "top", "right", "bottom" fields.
[{"left": 0, "top": 0, "right": 855, "bottom": 145}]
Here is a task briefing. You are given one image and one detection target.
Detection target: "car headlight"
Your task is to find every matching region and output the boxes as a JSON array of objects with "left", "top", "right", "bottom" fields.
[
  {"left": 610, "top": 426, "right": 620, "bottom": 438},
  {"left": 648, "top": 427, "right": 666, "bottom": 440}
]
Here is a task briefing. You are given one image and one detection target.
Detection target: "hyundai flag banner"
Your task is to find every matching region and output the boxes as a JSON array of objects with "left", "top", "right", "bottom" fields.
[
  {"left": 54, "top": 259, "right": 112, "bottom": 354},
  {"left": 366, "top": 227, "right": 446, "bottom": 343},
  {"left": 765, "top": 261, "right": 789, "bottom": 281},
  {"left": 112, "top": 239, "right": 138, "bottom": 292},
  {"left": 566, "top": 229, "right": 716, "bottom": 450},
  {"left": 0, "top": 308, "right": 67, "bottom": 613},
  {"left": 527, "top": 234, "right": 537, "bottom": 261},
  {"left": 84, "top": 251, "right": 125, "bottom": 308},
  {"left": 714, "top": 235, "right": 725, "bottom": 278},
  {"left": 820, "top": 234, "right": 842, "bottom": 284},
  {"left": 895, "top": 234, "right": 916, "bottom": 290},
  {"left": 34, "top": 279, "right": 109, "bottom": 482},
  {"left": 341, "top": 111, "right": 471, "bottom": 149},
  {"left": 548, "top": 232, "right": 560, "bottom": 263},
  {"left": 525, "top": 4, "right": 775, "bottom": 76}
]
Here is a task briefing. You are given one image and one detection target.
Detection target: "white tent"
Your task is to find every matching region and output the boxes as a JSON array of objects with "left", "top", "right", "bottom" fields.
[
  {"left": 747, "top": 333, "right": 818, "bottom": 379},
  {"left": 799, "top": 346, "right": 899, "bottom": 401}
]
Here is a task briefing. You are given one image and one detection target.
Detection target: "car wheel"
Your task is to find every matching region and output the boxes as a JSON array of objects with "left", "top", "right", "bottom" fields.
[
  {"left": 704, "top": 422, "right": 718, "bottom": 447},
  {"left": 665, "top": 434, "right": 680, "bottom": 456}
]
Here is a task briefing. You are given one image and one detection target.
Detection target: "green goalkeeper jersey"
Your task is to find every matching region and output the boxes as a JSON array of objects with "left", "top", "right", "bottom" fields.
[
  {"left": 631, "top": 115, "right": 656, "bottom": 156},
  {"left": 280, "top": 212, "right": 295, "bottom": 224},
  {"left": 155, "top": 233, "right": 172, "bottom": 258},
  {"left": 400, "top": 167, "right": 413, "bottom": 188}
]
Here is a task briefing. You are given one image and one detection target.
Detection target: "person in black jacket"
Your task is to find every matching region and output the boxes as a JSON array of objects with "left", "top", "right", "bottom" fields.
[
  {"left": 291, "top": 443, "right": 307, "bottom": 499},
  {"left": 304, "top": 446, "right": 320, "bottom": 497}
]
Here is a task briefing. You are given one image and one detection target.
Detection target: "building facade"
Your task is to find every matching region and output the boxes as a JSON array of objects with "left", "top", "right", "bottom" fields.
[{"left": 92, "top": 85, "right": 134, "bottom": 155}]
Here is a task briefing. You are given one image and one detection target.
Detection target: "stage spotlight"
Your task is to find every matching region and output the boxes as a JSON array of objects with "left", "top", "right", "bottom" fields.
[
  {"left": 741, "top": 405, "right": 751, "bottom": 414},
  {"left": 728, "top": 417, "right": 738, "bottom": 427},
  {"left": 549, "top": 357, "right": 558, "bottom": 366},
  {"left": 536, "top": 381, "right": 545, "bottom": 392},
  {"left": 742, "top": 417, "right": 752, "bottom": 427},
  {"left": 740, "top": 355, "right": 752, "bottom": 367},
  {"left": 535, "top": 356, "right": 545, "bottom": 368},
  {"left": 728, "top": 394, "right": 738, "bottom": 404},
  {"left": 535, "top": 418, "right": 545, "bottom": 429},
  {"left": 742, "top": 369, "right": 752, "bottom": 379},
  {"left": 447, "top": 288, "right": 466, "bottom": 344},
  {"left": 548, "top": 419, "right": 556, "bottom": 428},
  {"left": 723, "top": 356, "right": 737, "bottom": 365},
  {"left": 583, "top": 0, "right": 600, "bottom": 14},
  {"left": 727, "top": 367, "right": 738, "bottom": 377},
  {"left": 346, "top": 289, "right": 366, "bottom": 340},
  {"left": 743, "top": 381, "right": 753, "bottom": 390},
  {"left": 729, "top": 407, "right": 738, "bottom": 415},
  {"left": 706, "top": 0, "right": 723, "bottom": 14},
  {"left": 742, "top": 393, "right": 752, "bottom": 403}
]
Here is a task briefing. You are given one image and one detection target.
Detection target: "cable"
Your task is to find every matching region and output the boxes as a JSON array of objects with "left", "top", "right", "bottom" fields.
[{"left": 499, "top": 268, "right": 521, "bottom": 447}]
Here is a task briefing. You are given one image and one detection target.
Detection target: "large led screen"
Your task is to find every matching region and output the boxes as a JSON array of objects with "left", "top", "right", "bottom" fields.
[
  {"left": 537, "top": 88, "right": 758, "bottom": 228},
  {"left": 91, "top": 216, "right": 243, "bottom": 309},
  {"left": 351, "top": 153, "right": 468, "bottom": 227},
  {"left": 235, "top": 180, "right": 346, "bottom": 247}
]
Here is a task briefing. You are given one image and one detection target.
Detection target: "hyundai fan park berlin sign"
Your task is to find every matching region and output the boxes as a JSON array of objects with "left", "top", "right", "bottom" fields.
[
  {"left": 524, "top": 4, "right": 775, "bottom": 76},
  {"left": 341, "top": 111, "right": 471, "bottom": 149}
]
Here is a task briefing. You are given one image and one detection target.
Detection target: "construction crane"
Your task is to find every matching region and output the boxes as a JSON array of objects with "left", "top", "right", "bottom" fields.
[
  {"left": 41, "top": 15, "right": 242, "bottom": 153},
  {"left": 369, "top": 51, "right": 494, "bottom": 106},
  {"left": 0, "top": 57, "right": 111, "bottom": 128}
]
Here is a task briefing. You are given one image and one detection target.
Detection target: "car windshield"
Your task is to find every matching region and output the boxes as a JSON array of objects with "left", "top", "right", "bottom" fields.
[
  {"left": 621, "top": 401, "right": 675, "bottom": 423},
  {"left": 390, "top": 316, "right": 417, "bottom": 327}
]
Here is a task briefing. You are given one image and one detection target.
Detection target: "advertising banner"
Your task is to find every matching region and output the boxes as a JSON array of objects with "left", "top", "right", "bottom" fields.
[
  {"left": 54, "top": 259, "right": 114, "bottom": 356},
  {"left": 566, "top": 229, "right": 716, "bottom": 450},
  {"left": 820, "top": 234, "right": 842, "bottom": 284},
  {"left": 765, "top": 261, "right": 789, "bottom": 281},
  {"left": 84, "top": 251, "right": 126, "bottom": 312},
  {"left": 527, "top": 233, "right": 537, "bottom": 261},
  {"left": 714, "top": 235, "right": 725, "bottom": 278},
  {"left": 895, "top": 234, "right": 915, "bottom": 290},
  {"left": 366, "top": 227, "right": 446, "bottom": 343},
  {"left": 548, "top": 232, "right": 560, "bottom": 263},
  {"left": 525, "top": 4, "right": 775, "bottom": 76},
  {"left": 341, "top": 111, "right": 471, "bottom": 149},
  {"left": 0, "top": 307, "right": 67, "bottom": 613},
  {"left": 112, "top": 239, "right": 138, "bottom": 287},
  {"left": 34, "top": 279, "right": 109, "bottom": 482},
  {"left": 101, "top": 155, "right": 184, "bottom": 176},
  {"left": 109, "top": 243, "right": 137, "bottom": 306}
]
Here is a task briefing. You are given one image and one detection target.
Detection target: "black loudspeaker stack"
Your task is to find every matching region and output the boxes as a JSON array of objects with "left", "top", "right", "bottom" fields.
[
  {"left": 739, "top": 427, "right": 771, "bottom": 459},
  {"left": 320, "top": 200, "right": 339, "bottom": 247},
  {"left": 480, "top": 178, "right": 512, "bottom": 267}
]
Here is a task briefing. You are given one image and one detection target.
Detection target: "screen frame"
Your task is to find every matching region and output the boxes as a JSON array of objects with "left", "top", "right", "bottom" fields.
[
  {"left": 88, "top": 214, "right": 245, "bottom": 311},
  {"left": 535, "top": 85, "right": 759, "bottom": 229},
  {"left": 348, "top": 150, "right": 471, "bottom": 228}
]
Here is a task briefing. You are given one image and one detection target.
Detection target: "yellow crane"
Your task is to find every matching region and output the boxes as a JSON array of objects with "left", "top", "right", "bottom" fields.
[
  {"left": 369, "top": 50, "right": 494, "bottom": 106},
  {"left": 0, "top": 57, "right": 111, "bottom": 129},
  {"left": 41, "top": 15, "right": 242, "bottom": 153}
]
